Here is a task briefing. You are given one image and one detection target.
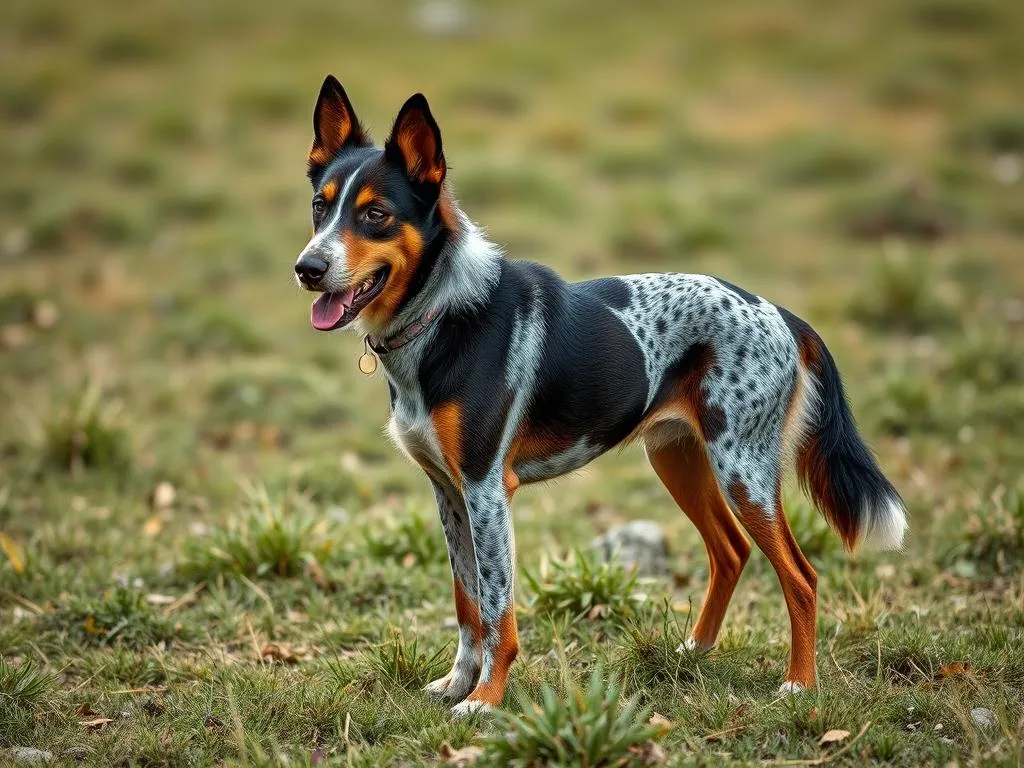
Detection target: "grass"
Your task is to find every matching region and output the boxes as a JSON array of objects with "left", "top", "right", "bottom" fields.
[
  {"left": 481, "top": 666, "right": 664, "bottom": 767},
  {"left": 1, "top": 0, "right": 1024, "bottom": 764},
  {"left": 523, "top": 550, "right": 645, "bottom": 624}
]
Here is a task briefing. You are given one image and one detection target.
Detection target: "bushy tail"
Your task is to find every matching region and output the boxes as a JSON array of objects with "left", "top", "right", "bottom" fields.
[{"left": 782, "top": 310, "right": 908, "bottom": 551}]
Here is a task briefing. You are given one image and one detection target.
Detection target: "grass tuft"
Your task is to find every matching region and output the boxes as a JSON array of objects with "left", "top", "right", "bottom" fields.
[
  {"left": 180, "top": 484, "right": 339, "bottom": 580},
  {"left": 363, "top": 630, "right": 448, "bottom": 691},
  {"left": 481, "top": 666, "right": 662, "bottom": 767},
  {"left": 362, "top": 508, "right": 448, "bottom": 566},
  {"left": 47, "top": 586, "right": 183, "bottom": 648},
  {"left": 769, "top": 134, "right": 881, "bottom": 186},
  {"left": 523, "top": 550, "right": 642, "bottom": 623},
  {"left": 941, "top": 487, "right": 1024, "bottom": 577},
  {"left": 0, "top": 656, "right": 52, "bottom": 709},
  {"left": 41, "top": 382, "right": 132, "bottom": 477},
  {"left": 848, "top": 245, "right": 954, "bottom": 333}
]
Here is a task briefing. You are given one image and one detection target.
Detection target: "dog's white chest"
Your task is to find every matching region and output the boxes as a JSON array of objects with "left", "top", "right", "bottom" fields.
[{"left": 387, "top": 403, "right": 452, "bottom": 484}]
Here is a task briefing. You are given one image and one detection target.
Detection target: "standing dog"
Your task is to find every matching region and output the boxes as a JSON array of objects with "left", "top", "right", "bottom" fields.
[{"left": 293, "top": 76, "right": 908, "bottom": 715}]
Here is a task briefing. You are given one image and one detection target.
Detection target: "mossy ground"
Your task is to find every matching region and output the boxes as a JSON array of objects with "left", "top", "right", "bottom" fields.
[{"left": 1, "top": 0, "right": 1023, "bottom": 764}]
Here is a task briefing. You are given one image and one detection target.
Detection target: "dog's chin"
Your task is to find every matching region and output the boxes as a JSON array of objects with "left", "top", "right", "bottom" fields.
[{"left": 309, "top": 267, "right": 389, "bottom": 332}]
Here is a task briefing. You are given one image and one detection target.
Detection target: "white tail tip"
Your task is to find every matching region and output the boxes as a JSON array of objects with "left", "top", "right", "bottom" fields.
[{"left": 859, "top": 496, "right": 909, "bottom": 551}]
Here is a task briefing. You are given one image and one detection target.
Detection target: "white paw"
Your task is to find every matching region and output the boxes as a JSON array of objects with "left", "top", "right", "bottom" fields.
[
  {"left": 425, "top": 669, "right": 478, "bottom": 702},
  {"left": 451, "top": 699, "right": 492, "bottom": 718},
  {"left": 778, "top": 681, "right": 806, "bottom": 696},
  {"left": 676, "top": 637, "right": 705, "bottom": 653}
]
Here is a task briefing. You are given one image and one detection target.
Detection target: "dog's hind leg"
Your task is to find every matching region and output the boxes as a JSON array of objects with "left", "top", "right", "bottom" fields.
[
  {"left": 645, "top": 434, "right": 751, "bottom": 651},
  {"left": 723, "top": 471, "right": 818, "bottom": 691},
  {"left": 424, "top": 480, "right": 482, "bottom": 702}
]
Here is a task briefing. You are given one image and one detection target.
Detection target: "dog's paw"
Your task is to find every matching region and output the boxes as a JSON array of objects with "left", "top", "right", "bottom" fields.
[
  {"left": 676, "top": 637, "right": 708, "bottom": 653},
  {"left": 425, "top": 670, "right": 477, "bottom": 702},
  {"left": 777, "top": 681, "right": 806, "bottom": 696},
  {"left": 424, "top": 675, "right": 453, "bottom": 698},
  {"left": 451, "top": 699, "right": 492, "bottom": 718}
]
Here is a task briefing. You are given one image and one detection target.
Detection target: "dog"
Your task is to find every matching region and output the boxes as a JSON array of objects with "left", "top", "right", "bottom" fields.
[{"left": 293, "top": 76, "right": 908, "bottom": 715}]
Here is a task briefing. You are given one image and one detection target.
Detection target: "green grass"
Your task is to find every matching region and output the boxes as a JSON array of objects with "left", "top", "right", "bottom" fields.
[{"left": 1, "top": 0, "right": 1024, "bottom": 764}]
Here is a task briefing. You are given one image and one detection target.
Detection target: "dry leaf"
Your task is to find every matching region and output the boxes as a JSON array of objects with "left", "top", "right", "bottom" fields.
[
  {"left": 628, "top": 741, "right": 667, "bottom": 765},
  {"left": 438, "top": 742, "right": 483, "bottom": 765},
  {"left": 401, "top": 552, "right": 417, "bottom": 568},
  {"left": 0, "top": 530, "right": 25, "bottom": 574},
  {"left": 587, "top": 603, "right": 608, "bottom": 621},
  {"left": 819, "top": 728, "right": 851, "bottom": 746},
  {"left": 937, "top": 661, "right": 973, "bottom": 681},
  {"left": 648, "top": 712, "right": 672, "bottom": 734},
  {"left": 77, "top": 703, "right": 97, "bottom": 716},
  {"left": 84, "top": 615, "right": 99, "bottom": 635},
  {"left": 142, "top": 514, "right": 163, "bottom": 537},
  {"left": 305, "top": 559, "right": 330, "bottom": 589},
  {"left": 81, "top": 717, "right": 114, "bottom": 730},
  {"left": 260, "top": 642, "right": 310, "bottom": 664},
  {"left": 146, "top": 593, "right": 177, "bottom": 606}
]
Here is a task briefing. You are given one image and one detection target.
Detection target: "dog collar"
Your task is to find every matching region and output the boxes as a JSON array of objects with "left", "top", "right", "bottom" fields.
[{"left": 359, "top": 309, "right": 440, "bottom": 374}]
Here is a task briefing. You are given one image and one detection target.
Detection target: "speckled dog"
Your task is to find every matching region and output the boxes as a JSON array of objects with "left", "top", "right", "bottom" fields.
[{"left": 293, "top": 76, "right": 908, "bottom": 715}]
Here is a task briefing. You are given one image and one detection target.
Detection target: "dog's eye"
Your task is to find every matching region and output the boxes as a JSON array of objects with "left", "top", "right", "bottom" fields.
[
  {"left": 312, "top": 198, "right": 326, "bottom": 217},
  {"left": 363, "top": 206, "right": 389, "bottom": 224}
]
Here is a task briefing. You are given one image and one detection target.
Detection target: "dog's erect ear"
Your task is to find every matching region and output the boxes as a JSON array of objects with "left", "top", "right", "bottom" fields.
[
  {"left": 385, "top": 94, "right": 446, "bottom": 188},
  {"left": 309, "top": 75, "right": 368, "bottom": 173}
]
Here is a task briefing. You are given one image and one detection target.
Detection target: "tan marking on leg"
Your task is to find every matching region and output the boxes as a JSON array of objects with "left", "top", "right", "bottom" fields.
[
  {"left": 729, "top": 480, "right": 818, "bottom": 688},
  {"left": 453, "top": 578, "right": 483, "bottom": 642},
  {"left": 465, "top": 607, "right": 519, "bottom": 707},
  {"left": 646, "top": 437, "right": 749, "bottom": 648},
  {"left": 503, "top": 467, "right": 520, "bottom": 499},
  {"left": 431, "top": 402, "right": 463, "bottom": 487}
]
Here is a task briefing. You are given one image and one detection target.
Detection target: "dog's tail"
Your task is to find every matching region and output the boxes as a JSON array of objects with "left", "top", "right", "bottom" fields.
[{"left": 782, "top": 310, "right": 908, "bottom": 552}]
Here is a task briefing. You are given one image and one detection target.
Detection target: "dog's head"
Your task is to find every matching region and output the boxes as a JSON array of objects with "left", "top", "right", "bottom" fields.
[{"left": 295, "top": 76, "right": 455, "bottom": 333}]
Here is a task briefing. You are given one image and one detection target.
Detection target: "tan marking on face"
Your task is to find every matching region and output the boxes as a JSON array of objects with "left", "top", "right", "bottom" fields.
[
  {"left": 355, "top": 186, "right": 375, "bottom": 209},
  {"left": 321, "top": 180, "right": 339, "bottom": 203},
  {"left": 342, "top": 223, "right": 424, "bottom": 330},
  {"left": 431, "top": 401, "right": 463, "bottom": 486}
]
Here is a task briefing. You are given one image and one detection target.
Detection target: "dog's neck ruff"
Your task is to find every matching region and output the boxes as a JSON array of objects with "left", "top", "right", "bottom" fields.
[{"left": 366, "top": 308, "right": 440, "bottom": 355}]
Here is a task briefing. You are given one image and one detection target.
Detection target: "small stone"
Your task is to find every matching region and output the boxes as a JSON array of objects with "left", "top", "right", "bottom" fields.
[
  {"left": 3, "top": 227, "right": 28, "bottom": 259},
  {"left": 151, "top": 482, "right": 176, "bottom": 510},
  {"left": 591, "top": 520, "right": 669, "bottom": 576},
  {"left": 8, "top": 747, "right": 53, "bottom": 764},
  {"left": 32, "top": 301, "right": 59, "bottom": 329},
  {"left": 970, "top": 707, "right": 997, "bottom": 729},
  {"left": 413, "top": 0, "right": 475, "bottom": 37}
]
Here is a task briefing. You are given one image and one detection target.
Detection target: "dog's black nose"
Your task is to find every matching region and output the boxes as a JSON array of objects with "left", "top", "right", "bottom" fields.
[{"left": 295, "top": 255, "right": 328, "bottom": 284}]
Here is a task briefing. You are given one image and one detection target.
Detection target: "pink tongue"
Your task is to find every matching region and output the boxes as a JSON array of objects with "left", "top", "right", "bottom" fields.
[{"left": 310, "top": 289, "right": 355, "bottom": 330}]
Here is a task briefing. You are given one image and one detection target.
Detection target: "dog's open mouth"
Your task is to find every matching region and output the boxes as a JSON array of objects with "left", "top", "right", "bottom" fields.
[{"left": 310, "top": 267, "right": 390, "bottom": 331}]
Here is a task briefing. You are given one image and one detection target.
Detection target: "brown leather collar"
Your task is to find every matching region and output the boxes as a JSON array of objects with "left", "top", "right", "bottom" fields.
[{"left": 365, "top": 308, "right": 440, "bottom": 355}]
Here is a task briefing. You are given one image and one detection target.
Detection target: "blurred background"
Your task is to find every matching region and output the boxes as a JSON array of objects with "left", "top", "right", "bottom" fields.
[{"left": 1, "top": 0, "right": 1023, "bottom": 760}]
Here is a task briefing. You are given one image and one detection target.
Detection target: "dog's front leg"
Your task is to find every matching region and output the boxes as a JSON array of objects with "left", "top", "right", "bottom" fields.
[
  {"left": 424, "top": 479, "right": 482, "bottom": 702},
  {"left": 451, "top": 475, "right": 518, "bottom": 716}
]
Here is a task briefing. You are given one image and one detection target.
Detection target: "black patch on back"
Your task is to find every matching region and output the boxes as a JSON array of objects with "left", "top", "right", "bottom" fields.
[
  {"left": 713, "top": 277, "right": 760, "bottom": 305},
  {"left": 524, "top": 267, "right": 649, "bottom": 453},
  {"left": 579, "top": 277, "right": 631, "bottom": 310}
]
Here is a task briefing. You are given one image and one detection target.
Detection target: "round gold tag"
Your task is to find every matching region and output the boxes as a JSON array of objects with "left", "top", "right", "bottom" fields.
[{"left": 358, "top": 352, "right": 378, "bottom": 375}]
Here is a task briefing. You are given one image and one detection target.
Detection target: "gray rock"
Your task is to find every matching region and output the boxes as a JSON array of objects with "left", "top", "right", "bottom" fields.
[
  {"left": 8, "top": 747, "right": 53, "bottom": 764},
  {"left": 970, "top": 707, "right": 997, "bottom": 729},
  {"left": 591, "top": 520, "right": 669, "bottom": 576}
]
